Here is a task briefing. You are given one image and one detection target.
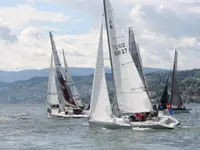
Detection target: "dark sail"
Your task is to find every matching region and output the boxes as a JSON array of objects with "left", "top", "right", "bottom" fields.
[
  {"left": 169, "top": 50, "right": 182, "bottom": 106},
  {"left": 160, "top": 76, "right": 169, "bottom": 108},
  {"left": 49, "top": 32, "right": 79, "bottom": 108}
]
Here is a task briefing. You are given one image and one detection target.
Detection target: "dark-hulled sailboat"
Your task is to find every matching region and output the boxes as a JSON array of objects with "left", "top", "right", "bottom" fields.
[{"left": 159, "top": 50, "right": 191, "bottom": 114}]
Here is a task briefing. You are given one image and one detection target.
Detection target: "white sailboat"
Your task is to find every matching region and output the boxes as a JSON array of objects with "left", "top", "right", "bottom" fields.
[
  {"left": 89, "top": 21, "right": 131, "bottom": 129},
  {"left": 48, "top": 32, "right": 88, "bottom": 118},
  {"left": 89, "top": 0, "right": 180, "bottom": 129}
]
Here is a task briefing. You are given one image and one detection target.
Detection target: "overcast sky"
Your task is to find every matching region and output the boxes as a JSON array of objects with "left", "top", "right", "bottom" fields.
[{"left": 0, "top": 0, "right": 199, "bottom": 70}]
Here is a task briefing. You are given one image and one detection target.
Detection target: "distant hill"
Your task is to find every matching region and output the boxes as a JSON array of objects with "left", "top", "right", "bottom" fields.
[
  {"left": 0, "top": 67, "right": 166, "bottom": 82},
  {"left": 0, "top": 68, "right": 200, "bottom": 104}
]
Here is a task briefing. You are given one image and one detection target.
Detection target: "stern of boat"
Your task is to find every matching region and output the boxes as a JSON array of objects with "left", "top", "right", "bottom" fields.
[{"left": 159, "top": 116, "right": 180, "bottom": 129}]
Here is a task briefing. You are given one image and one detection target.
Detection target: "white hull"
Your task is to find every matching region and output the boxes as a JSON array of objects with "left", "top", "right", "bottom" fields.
[
  {"left": 47, "top": 113, "right": 88, "bottom": 118},
  {"left": 46, "top": 109, "right": 89, "bottom": 118},
  {"left": 89, "top": 116, "right": 180, "bottom": 129},
  {"left": 89, "top": 118, "right": 131, "bottom": 129}
]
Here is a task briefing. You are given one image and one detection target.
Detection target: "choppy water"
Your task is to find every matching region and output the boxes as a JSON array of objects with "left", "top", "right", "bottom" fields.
[{"left": 0, "top": 104, "right": 200, "bottom": 150}]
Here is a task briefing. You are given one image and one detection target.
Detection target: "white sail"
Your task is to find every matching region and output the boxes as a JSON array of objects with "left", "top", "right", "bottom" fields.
[
  {"left": 47, "top": 54, "right": 59, "bottom": 106},
  {"left": 89, "top": 21, "right": 112, "bottom": 121},
  {"left": 62, "top": 50, "right": 84, "bottom": 108},
  {"left": 103, "top": 0, "right": 152, "bottom": 114}
]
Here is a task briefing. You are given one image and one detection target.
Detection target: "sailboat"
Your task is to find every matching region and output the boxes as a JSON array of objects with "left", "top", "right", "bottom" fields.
[
  {"left": 47, "top": 32, "right": 88, "bottom": 118},
  {"left": 89, "top": 20, "right": 131, "bottom": 129},
  {"left": 128, "top": 27, "right": 149, "bottom": 97},
  {"left": 159, "top": 50, "right": 191, "bottom": 113},
  {"left": 89, "top": 0, "right": 180, "bottom": 129}
]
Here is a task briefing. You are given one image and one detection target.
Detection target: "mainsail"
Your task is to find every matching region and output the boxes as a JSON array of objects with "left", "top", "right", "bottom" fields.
[
  {"left": 128, "top": 27, "right": 149, "bottom": 97},
  {"left": 49, "top": 32, "right": 79, "bottom": 109},
  {"left": 47, "top": 54, "right": 59, "bottom": 106},
  {"left": 169, "top": 50, "right": 182, "bottom": 106},
  {"left": 62, "top": 50, "right": 84, "bottom": 108},
  {"left": 103, "top": 0, "right": 152, "bottom": 114},
  {"left": 89, "top": 21, "right": 112, "bottom": 121}
]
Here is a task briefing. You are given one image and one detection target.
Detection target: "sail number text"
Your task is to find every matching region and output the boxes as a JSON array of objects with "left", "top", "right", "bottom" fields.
[{"left": 112, "top": 43, "right": 127, "bottom": 56}]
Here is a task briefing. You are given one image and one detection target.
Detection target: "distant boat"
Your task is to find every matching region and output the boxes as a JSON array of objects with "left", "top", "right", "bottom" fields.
[
  {"left": 159, "top": 50, "right": 191, "bottom": 113},
  {"left": 47, "top": 32, "right": 88, "bottom": 118},
  {"left": 88, "top": 0, "right": 179, "bottom": 129}
]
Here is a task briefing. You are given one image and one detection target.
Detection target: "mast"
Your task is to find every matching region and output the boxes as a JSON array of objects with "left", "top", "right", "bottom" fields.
[{"left": 103, "top": 0, "right": 120, "bottom": 115}]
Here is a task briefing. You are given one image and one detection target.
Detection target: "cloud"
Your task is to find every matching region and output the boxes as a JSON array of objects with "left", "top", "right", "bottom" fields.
[
  {"left": 0, "top": 0, "right": 200, "bottom": 70},
  {"left": 0, "top": 4, "right": 70, "bottom": 28},
  {"left": 0, "top": 25, "right": 106, "bottom": 70},
  {"left": 0, "top": 24, "right": 17, "bottom": 43}
]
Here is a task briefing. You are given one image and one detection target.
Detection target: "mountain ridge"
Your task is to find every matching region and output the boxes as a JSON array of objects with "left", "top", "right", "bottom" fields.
[
  {"left": 0, "top": 67, "right": 167, "bottom": 82},
  {"left": 0, "top": 68, "right": 200, "bottom": 104}
]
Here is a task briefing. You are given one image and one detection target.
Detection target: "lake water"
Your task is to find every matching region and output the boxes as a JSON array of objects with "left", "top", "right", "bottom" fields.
[{"left": 0, "top": 104, "right": 200, "bottom": 150}]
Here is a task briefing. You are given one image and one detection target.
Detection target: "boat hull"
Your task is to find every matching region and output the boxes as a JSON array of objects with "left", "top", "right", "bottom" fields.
[
  {"left": 89, "top": 118, "right": 131, "bottom": 129},
  {"left": 47, "top": 113, "right": 88, "bottom": 118},
  {"left": 128, "top": 115, "right": 179, "bottom": 129},
  {"left": 46, "top": 109, "right": 89, "bottom": 118},
  {"left": 89, "top": 116, "right": 180, "bottom": 130}
]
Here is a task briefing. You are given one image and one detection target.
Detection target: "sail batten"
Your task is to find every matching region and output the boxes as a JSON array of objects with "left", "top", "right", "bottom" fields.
[{"left": 103, "top": 0, "right": 152, "bottom": 114}]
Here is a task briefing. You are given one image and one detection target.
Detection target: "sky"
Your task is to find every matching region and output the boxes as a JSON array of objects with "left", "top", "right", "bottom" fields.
[{"left": 0, "top": 0, "right": 200, "bottom": 70}]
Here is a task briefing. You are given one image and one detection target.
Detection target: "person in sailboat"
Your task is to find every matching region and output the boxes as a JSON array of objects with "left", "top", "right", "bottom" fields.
[{"left": 129, "top": 115, "right": 137, "bottom": 121}]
